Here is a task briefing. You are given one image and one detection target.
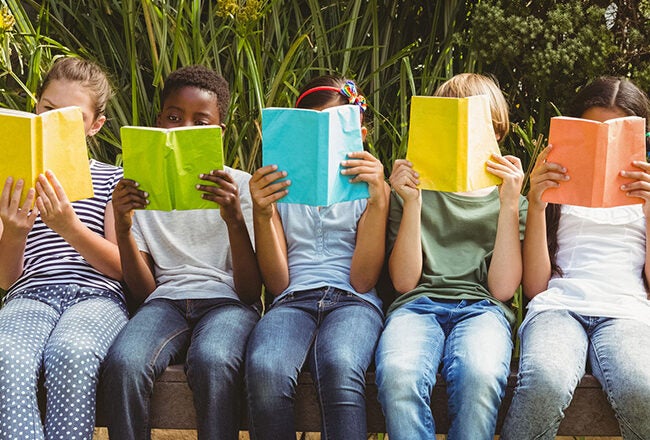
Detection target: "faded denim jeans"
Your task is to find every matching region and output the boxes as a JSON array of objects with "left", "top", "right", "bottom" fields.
[
  {"left": 375, "top": 297, "right": 513, "bottom": 440},
  {"left": 502, "top": 309, "right": 650, "bottom": 440}
]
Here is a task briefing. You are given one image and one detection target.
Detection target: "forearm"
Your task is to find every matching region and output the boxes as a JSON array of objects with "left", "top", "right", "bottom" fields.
[
  {"left": 60, "top": 221, "right": 123, "bottom": 280},
  {"left": 388, "top": 198, "right": 422, "bottom": 294},
  {"left": 522, "top": 207, "right": 552, "bottom": 298},
  {"left": 227, "top": 220, "right": 262, "bottom": 305},
  {"left": 116, "top": 231, "right": 156, "bottom": 304},
  {"left": 487, "top": 203, "right": 522, "bottom": 301},
  {"left": 253, "top": 210, "right": 289, "bottom": 296},
  {"left": 0, "top": 234, "right": 27, "bottom": 290},
  {"left": 644, "top": 222, "right": 650, "bottom": 284},
  {"left": 350, "top": 198, "right": 389, "bottom": 293}
]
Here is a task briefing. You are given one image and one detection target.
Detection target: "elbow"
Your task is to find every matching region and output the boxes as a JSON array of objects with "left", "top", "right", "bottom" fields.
[{"left": 350, "top": 276, "right": 377, "bottom": 294}]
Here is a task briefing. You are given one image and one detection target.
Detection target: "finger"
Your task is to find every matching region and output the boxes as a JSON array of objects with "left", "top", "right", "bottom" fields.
[
  {"left": 253, "top": 170, "right": 289, "bottom": 190},
  {"left": 199, "top": 175, "right": 237, "bottom": 193},
  {"left": 8, "top": 178, "right": 24, "bottom": 210},
  {"left": 36, "top": 175, "right": 57, "bottom": 203},
  {"left": 1, "top": 177, "right": 13, "bottom": 207},
  {"left": 20, "top": 189, "right": 36, "bottom": 212},
  {"left": 208, "top": 169, "right": 234, "bottom": 182},
  {"left": 35, "top": 196, "right": 47, "bottom": 216},
  {"left": 631, "top": 161, "right": 650, "bottom": 172},
  {"left": 252, "top": 165, "right": 281, "bottom": 181},
  {"left": 620, "top": 170, "right": 649, "bottom": 181},
  {"left": 45, "top": 170, "right": 69, "bottom": 203},
  {"left": 621, "top": 180, "right": 650, "bottom": 192},
  {"left": 254, "top": 180, "right": 291, "bottom": 198},
  {"left": 535, "top": 145, "right": 553, "bottom": 165},
  {"left": 346, "top": 151, "right": 375, "bottom": 160}
]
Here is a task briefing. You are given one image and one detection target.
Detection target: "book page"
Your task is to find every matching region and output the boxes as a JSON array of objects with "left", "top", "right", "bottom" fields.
[
  {"left": 543, "top": 116, "right": 645, "bottom": 207},
  {"left": 465, "top": 95, "right": 502, "bottom": 191}
]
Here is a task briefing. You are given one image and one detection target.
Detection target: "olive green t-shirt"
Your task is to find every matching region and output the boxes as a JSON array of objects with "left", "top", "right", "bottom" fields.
[{"left": 386, "top": 188, "right": 528, "bottom": 324}]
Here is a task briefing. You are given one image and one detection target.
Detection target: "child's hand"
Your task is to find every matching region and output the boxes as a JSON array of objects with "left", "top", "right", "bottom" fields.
[
  {"left": 35, "top": 171, "right": 81, "bottom": 236},
  {"left": 620, "top": 161, "right": 650, "bottom": 217},
  {"left": 527, "top": 145, "right": 568, "bottom": 211},
  {"left": 388, "top": 159, "right": 420, "bottom": 203},
  {"left": 341, "top": 151, "right": 387, "bottom": 204},
  {"left": 112, "top": 179, "right": 148, "bottom": 235},
  {"left": 486, "top": 154, "right": 524, "bottom": 207},
  {"left": 250, "top": 165, "right": 290, "bottom": 219},
  {"left": 0, "top": 177, "right": 38, "bottom": 238},
  {"left": 197, "top": 170, "right": 244, "bottom": 225}
]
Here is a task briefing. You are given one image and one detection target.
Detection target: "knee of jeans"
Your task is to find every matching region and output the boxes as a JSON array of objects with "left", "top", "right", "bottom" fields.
[
  {"left": 610, "top": 379, "right": 650, "bottom": 419},
  {"left": 376, "top": 357, "right": 433, "bottom": 405},
  {"left": 101, "top": 343, "right": 152, "bottom": 385},
  {"left": 187, "top": 343, "right": 243, "bottom": 383}
]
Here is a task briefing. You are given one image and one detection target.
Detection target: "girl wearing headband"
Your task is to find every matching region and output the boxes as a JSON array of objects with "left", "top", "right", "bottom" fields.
[{"left": 246, "top": 75, "right": 388, "bottom": 440}]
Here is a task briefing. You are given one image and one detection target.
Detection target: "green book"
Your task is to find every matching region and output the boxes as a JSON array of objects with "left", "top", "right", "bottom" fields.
[{"left": 121, "top": 125, "right": 224, "bottom": 210}]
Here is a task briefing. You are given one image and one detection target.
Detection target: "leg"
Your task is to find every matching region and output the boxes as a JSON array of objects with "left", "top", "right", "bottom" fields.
[
  {"left": 308, "top": 293, "right": 382, "bottom": 440},
  {"left": 185, "top": 301, "right": 259, "bottom": 440},
  {"left": 442, "top": 301, "right": 512, "bottom": 440},
  {"left": 375, "top": 297, "right": 445, "bottom": 440},
  {"left": 0, "top": 298, "right": 58, "bottom": 440},
  {"left": 101, "top": 299, "right": 191, "bottom": 440},
  {"left": 501, "top": 309, "right": 588, "bottom": 440},
  {"left": 589, "top": 318, "right": 650, "bottom": 439},
  {"left": 43, "top": 296, "right": 128, "bottom": 440},
  {"left": 245, "top": 297, "right": 317, "bottom": 440}
]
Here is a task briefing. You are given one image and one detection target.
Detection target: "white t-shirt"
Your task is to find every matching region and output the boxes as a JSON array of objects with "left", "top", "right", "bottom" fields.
[
  {"left": 131, "top": 167, "right": 254, "bottom": 302},
  {"left": 525, "top": 204, "right": 650, "bottom": 324}
]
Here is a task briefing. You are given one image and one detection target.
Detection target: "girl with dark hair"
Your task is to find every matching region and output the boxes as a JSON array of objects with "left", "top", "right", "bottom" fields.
[
  {"left": 502, "top": 77, "right": 650, "bottom": 439},
  {"left": 245, "top": 75, "right": 388, "bottom": 440}
]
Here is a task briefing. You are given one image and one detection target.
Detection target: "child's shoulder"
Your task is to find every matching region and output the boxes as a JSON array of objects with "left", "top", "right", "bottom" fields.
[{"left": 90, "top": 159, "right": 123, "bottom": 176}]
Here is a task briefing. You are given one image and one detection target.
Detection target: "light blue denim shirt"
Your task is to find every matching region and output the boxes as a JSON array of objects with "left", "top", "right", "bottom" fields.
[{"left": 275, "top": 200, "right": 382, "bottom": 312}]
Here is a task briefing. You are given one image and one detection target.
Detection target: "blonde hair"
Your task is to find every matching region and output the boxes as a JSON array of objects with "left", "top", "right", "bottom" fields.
[
  {"left": 434, "top": 73, "right": 510, "bottom": 140},
  {"left": 37, "top": 57, "right": 112, "bottom": 120}
]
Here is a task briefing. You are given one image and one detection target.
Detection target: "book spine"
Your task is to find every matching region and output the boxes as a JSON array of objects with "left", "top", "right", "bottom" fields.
[
  {"left": 595, "top": 123, "right": 608, "bottom": 206},
  {"left": 34, "top": 116, "right": 43, "bottom": 187},
  {"left": 458, "top": 99, "right": 468, "bottom": 190}
]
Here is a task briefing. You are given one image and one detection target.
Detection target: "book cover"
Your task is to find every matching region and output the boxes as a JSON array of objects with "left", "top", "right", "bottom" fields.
[
  {"left": 406, "top": 95, "right": 502, "bottom": 192},
  {"left": 0, "top": 106, "right": 93, "bottom": 203},
  {"left": 262, "top": 105, "right": 369, "bottom": 206},
  {"left": 542, "top": 116, "right": 645, "bottom": 208},
  {"left": 121, "top": 125, "right": 224, "bottom": 211}
]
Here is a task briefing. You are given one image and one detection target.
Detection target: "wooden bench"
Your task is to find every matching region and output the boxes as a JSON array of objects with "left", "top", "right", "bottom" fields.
[{"left": 95, "top": 364, "right": 620, "bottom": 435}]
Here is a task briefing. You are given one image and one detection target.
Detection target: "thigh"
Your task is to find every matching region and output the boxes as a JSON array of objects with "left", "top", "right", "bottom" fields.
[
  {"left": 189, "top": 301, "right": 259, "bottom": 363},
  {"left": 312, "top": 296, "right": 383, "bottom": 372},
  {"left": 246, "top": 301, "right": 317, "bottom": 380},
  {"left": 442, "top": 302, "right": 512, "bottom": 381},
  {"left": 518, "top": 309, "right": 588, "bottom": 387},
  {"left": 46, "top": 296, "right": 128, "bottom": 362},
  {"left": 105, "top": 299, "right": 191, "bottom": 375},
  {"left": 376, "top": 298, "right": 445, "bottom": 387}
]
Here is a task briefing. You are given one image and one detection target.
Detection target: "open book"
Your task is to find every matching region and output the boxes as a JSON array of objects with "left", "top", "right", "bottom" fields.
[
  {"left": 121, "top": 125, "right": 224, "bottom": 210},
  {"left": 262, "top": 105, "right": 369, "bottom": 206},
  {"left": 542, "top": 116, "right": 646, "bottom": 207},
  {"left": 406, "top": 95, "right": 502, "bottom": 192},
  {"left": 0, "top": 106, "right": 93, "bottom": 203}
]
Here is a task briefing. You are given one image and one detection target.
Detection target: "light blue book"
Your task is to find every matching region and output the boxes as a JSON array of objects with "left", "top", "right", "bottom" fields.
[{"left": 262, "top": 105, "right": 369, "bottom": 206}]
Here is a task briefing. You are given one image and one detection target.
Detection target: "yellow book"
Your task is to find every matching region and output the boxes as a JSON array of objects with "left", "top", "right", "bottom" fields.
[
  {"left": 406, "top": 95, "right": 502, "bottom": 192},
  {"left": 0, "top": 106, "right": 93, "bottom": 203}
]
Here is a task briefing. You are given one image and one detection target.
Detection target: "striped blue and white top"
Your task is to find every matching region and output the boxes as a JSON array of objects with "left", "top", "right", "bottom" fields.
[{"left": 6, "top": 159, "right": 124, "bottom": 300}]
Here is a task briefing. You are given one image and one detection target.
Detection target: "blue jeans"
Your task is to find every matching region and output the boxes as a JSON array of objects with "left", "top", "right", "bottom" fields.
[
  {"left": 501, "top": 309, "right": 650, "bottom": 440},
  {"left": 0, "top": 285, "right": 127, "bottom": 440},
  {"left": 101, "top": 298, "right": 259, "bottom": 440},
  {"left": 375, "top": 297, "right": 512, "bottom": 440},
  {"left": 245, "top": 287, "right": 383, "bottom": 440}
]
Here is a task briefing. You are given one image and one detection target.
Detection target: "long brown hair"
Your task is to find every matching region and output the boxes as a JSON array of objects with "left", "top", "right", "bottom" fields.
[{"left": 547, "top": 77, "right": 650, "bottom": 275}]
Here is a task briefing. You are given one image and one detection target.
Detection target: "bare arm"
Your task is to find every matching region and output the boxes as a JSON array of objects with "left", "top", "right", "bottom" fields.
[
  {"left": 249, "top": 165, "right": 290, "bottom": 296},
  {"left": 35, "top": 171, "right": 122, "bottom": 280},
  {"left": 619, "top": 160, "right": 650, "bottom": 284},
  {"left": 522, "top": 146, "right": 568, "bottom": 298},
  {"left": 112, "top": 179, "right": 157, "bottom": 305},
  {"left": 485, "top": 154, "right": 525, "bottom": 301},
  {"left": 198, "top": 169, "right": 262, "bottom": 305},
  {"left": 0, "top": 178, "right": 37, "bottom": 289},
  {"left": 386, "top": 160, "right": 423, "bottom": 294},
  {"left": 342, "top": 151, "right": 390, "bottom": 293}
]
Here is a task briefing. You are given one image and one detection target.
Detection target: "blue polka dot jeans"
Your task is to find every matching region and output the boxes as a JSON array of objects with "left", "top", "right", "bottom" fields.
[{"left": 0, "top": 284, "right": 128, "bottom": 440}]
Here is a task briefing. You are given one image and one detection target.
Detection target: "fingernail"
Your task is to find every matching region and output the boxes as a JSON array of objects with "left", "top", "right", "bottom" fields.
[{"left": 143, "top": 192, "right": 149, "bottom": 197}]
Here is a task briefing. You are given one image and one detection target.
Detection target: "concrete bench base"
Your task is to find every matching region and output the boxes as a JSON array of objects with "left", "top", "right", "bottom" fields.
[{"left": 96, "top": 364, "right": 620, "bottom": 435}]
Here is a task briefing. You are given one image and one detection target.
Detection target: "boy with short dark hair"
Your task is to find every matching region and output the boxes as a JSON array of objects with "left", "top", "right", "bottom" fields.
[{"left": 101, "top": 65, "right": 261, "bottom": 440}]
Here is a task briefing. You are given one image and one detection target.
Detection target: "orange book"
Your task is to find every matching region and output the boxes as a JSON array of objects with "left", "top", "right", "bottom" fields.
[{"left": 542, "top": 116, "right": 646, "bottom": 208}]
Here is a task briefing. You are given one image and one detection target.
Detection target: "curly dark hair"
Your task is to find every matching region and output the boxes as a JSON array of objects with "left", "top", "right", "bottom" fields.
[{"left": 161, "top": 65, "right": 231, "bottom": 123}]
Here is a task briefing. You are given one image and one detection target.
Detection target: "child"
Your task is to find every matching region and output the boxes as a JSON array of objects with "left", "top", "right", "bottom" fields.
[
  {"left": 0, "top": 57, "right": 127, "bottom": 440},
  {"left": 245, "top": 75, "right": 388, "bottom": 440},
  {"left": 100, "top": 65, "right": 261, "bottom": 440},
  {"left": 501, "top": 77, "right": 650, "bottom": 439},
  {"left": 374, "top": 73, "right": 527, "bottom": 439}
]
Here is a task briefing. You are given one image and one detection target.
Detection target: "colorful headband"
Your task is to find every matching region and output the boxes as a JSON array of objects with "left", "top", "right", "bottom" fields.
[{"left": 295, "top": 80, "right": 367, "bottom": 113}]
